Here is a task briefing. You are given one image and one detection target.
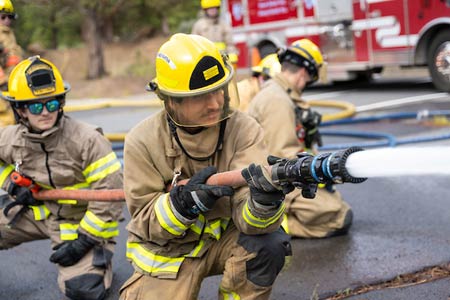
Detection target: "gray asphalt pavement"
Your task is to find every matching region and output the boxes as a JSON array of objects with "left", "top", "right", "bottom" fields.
[{"left": 1, "top": 75, "right": 450, "bottom": 300}]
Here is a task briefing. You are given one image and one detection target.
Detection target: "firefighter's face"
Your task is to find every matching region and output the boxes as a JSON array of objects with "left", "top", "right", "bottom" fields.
[
  {"left": 295, "top": 68, "right": 310, "bottom": 91},
  {"left": 19, "top": 99, "right": 59, "bottom": 132},
  {"left": 168, "top": 89, "right": 225, "bottom": 127},
  {"left": 205, "top": 7, "right": 219, "bottom": 18},
  {"left": 0, "top": 14, "right": 13, "bottom": 27}
]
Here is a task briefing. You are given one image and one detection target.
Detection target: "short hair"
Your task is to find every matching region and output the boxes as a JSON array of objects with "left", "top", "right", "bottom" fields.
[{"left": 281, "top": 61, "right": 301, "bottom": 74}]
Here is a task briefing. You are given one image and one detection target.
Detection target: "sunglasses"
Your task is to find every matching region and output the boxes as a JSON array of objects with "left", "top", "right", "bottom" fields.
[
  {"left": 24, "top": 99, "right": 61, "bottom": 115},
  {"left": 0, "top": 14, "right": 14, "bottom": 20}
]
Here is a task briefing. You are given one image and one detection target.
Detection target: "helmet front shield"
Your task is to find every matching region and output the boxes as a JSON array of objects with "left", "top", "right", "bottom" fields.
[{"left": 163, "top": 74, "right": 239, "bottom": 127}]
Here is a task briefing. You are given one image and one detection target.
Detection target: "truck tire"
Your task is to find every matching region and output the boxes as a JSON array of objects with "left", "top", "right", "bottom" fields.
[{"left": 427, "top": 30, "right": 450, "bottom": 92}]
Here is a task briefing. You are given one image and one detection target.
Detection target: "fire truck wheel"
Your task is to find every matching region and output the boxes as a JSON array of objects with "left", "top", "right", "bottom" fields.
[{"left": 428, "top": 30, "right": 450, "bottom": 93}]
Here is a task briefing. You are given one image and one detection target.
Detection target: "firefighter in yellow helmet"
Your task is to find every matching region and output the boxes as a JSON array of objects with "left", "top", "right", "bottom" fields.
[
  {"left": 0, "top": 0, "right": 23, "bottom": 126},
  {"left": 247, "top": 39, "right": 354, "bottom": 238},
  {"left": 238, "top": 53, "right": 281, "bottom": 111},
  {"left": 120, "top": 33, "right": 291, "bottom": 300},
  {"left": 0, "top": 56, "right": 123, "bottom": 300},
  {"left": 191, "top": 0, "right": 239, "bottom": 67}
]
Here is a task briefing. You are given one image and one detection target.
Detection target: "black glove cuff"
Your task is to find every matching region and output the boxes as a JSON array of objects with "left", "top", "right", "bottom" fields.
[
  {"left": 78, "top": 232, "right": 99, "bottom": 248},
  {"left": 169, "top": 186, "right": 198, "bottom": 220}
]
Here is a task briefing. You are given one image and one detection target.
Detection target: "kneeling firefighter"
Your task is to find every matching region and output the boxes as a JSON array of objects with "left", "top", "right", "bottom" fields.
[
  {"left": 248, "top": 39, "right": 354, "bottom": 238},
  {"left": 120, "top": 33, "right": 292, "bottom": 300},
  {"left": 0, "top": 56, "right": 123, "bottom": 300}
]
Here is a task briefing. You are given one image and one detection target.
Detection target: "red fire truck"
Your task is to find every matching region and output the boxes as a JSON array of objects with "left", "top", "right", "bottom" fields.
[{"left": 224, "top": 0, "right": 450, "bottom": 91}]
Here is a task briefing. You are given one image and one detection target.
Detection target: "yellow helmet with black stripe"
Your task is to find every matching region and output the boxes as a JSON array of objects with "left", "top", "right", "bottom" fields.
[
  {"left": 148, "top": 33, "right": 239, "bottom": 127},
  {"left": 278, "top": 39, "right": 324, "bottom": 83},
  {"left": 2, "top": 56, "right": 70, "bottom": 103}
]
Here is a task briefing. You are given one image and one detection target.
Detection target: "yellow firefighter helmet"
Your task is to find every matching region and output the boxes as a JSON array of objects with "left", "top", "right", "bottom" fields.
[
  {"left": 1, "top": 56, "right": 70, "bottom": 103},
  {"left": 278, "top": 39, "right": 324, "bottom": 83},
  {"left": 0, "top": 0, "right": 15, "bottom": 17},
  {"left": 252, "top": 53, "right": 281, "bottom": 79},
  {"left": 201, "top": 0, "right": 221, "bottom": 9},
  {"left": 148, "top": 33, "right": 239, "bottom": 127}
]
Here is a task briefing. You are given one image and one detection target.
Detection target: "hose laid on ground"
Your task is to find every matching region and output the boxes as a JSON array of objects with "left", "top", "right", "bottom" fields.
[
  {"left": 308, "top": 99, "right": 356, "bottom": 121},
  {"left": 321, "top": 110, "right": 450, "bottom": 127},
  {"left": 318, "top": 110, "right": 450, "bottom": 151}
]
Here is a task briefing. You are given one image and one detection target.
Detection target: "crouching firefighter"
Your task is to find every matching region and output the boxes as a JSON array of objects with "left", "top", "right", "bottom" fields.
[
  {"left": 0, "top": 56, "right": 123, "bottom": 300},
  {"left": 120, "top": 33, "right": 292, "bottom": 300},
  {"left": 248, "top": 39, "right": 354, "bottom": 238}
]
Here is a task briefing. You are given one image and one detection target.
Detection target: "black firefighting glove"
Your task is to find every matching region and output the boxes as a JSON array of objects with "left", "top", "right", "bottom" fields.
[
  {"left": 49, "top": 233, "right": 98, "bottom": 267},
  {"left": 170, "top": 166, "right": 235, "bottom": 220},
  {"left": 3, "top": 184, "right": 40, "bottom": 217},
  {"left": 241, "top": 163, "right": 285, "bottom": 207}
]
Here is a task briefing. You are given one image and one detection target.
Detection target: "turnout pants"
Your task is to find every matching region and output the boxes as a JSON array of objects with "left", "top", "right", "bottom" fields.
[
  {"left": 0, "top": 204, "right": 115, "bottom": 300},
  {"left": 120, "top": 224, "right": 291, "bottom": 300},
  {"left": 284, "top": 188, "right": 353, "bottom": 238}
]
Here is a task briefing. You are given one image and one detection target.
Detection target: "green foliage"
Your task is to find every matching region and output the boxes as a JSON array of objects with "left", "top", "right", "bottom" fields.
[
  {"left": 12, "top": 0, "right": 200, "bottom": 50},
  {"left": 125, "top": 49, "right": 154, "bottom": 78},
  {"left": 14, "top": 0, "right": 82, "bottom": 49}
]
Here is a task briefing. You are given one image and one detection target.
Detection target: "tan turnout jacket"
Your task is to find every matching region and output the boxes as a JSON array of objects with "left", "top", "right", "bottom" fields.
[
  {"left": 123, "top": 110, "right": 285, "bottom": 278},
  {"left": 0, "top": 115, "right": 123, "bottom": 242},
  {"left": 248, "top": 73, "right": 352, "bottom": 238},
  {"left": 191, "top": 15, "right": 237, "bottom": 56}
]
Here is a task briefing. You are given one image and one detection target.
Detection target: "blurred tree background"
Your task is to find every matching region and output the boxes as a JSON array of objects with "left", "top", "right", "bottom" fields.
[{"left": 13, "top": 0, "right": 200, "bottom": 79}]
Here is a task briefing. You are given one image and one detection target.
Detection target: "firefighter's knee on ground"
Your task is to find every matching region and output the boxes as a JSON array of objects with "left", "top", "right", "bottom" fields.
[
  {"left": 238, "top": 228, "right": 292, "bottom": 287},
  {"left": 65, "top": 273, "right": 107, "bottom": 300}
]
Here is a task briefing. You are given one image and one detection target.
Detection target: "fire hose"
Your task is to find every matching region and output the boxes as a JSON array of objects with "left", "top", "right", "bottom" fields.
[{"left": 29, "top": 147, "right": 366, "bottom": 202}]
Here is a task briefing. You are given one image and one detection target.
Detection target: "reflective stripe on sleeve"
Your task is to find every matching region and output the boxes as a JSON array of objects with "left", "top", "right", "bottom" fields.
[
  {"left": 59, "top": 223, "right": 79, "bottom": 240},
  {"left": 0, "top": 163, "right": 14, "bottom": 187},
  {"left": 242, "top": 201, "right": 285, "bottom": 229},
  {"left": 83, "top": 152, "right": 121, "bottom": 183},
  {"left": 30, "top": 205, "right": 50, "bottom": 221},
  {"left": 79, "top": 210, "right": 119, "bottom": 239},
  {"left": 155, "top": 193, "right": 189, "bottom": 236}
]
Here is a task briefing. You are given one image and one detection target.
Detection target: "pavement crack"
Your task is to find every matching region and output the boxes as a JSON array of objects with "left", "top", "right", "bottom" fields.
[{"left": 320, "top": 262, "right": 450, "bottom": 300}]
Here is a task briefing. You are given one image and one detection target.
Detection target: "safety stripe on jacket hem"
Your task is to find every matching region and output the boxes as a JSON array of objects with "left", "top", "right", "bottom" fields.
[{"left": 80, "top": 210, "right": 119, "bottom": 239}]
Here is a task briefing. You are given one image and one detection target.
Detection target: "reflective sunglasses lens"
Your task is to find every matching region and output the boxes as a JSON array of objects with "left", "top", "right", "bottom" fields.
[
  {"left": 45, "top": 99, "right": 60, "bottom": 112},
  {"left": 0, "top": 15, "right": 13, "bottom": 20},
  {"left": 27, "top": 103, "right": 44, "bottom": 115}
]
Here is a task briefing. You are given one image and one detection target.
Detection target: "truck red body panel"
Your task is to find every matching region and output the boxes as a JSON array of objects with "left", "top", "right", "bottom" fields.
[{"left": 224, "top": 0, "right": 450, "bottom": 91}]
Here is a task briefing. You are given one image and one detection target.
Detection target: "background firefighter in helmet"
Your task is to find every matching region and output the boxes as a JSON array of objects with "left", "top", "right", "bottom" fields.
[
  {"left": 0, "top": 56, "right": 123, "bottom": 300},
  {"left": 238, "top": 53, "right": 281, "bottom": 112},
  {"left": 191, "top": 0, "right": 239, "bottom": 67},
  {"left": 0, "top": 0, "right": 23, "bottom": 126},
  {"left": 247, "top": 39, "right": 354, "bottom": 238},
  {"left": 120, "top": 33, "right": 291, "bottom": 300}
]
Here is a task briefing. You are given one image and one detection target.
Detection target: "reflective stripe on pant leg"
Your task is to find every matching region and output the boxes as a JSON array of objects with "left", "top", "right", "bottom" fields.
[{"left": 237, "top": 228, "right": 292, "bottom": 287}]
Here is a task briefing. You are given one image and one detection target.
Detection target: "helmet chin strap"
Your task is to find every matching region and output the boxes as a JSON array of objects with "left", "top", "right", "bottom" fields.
[{"left": 167, "top": 116, "right": 227, "bottom": 162}]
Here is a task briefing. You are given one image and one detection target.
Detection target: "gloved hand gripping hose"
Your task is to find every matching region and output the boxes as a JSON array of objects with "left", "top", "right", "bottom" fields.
[{"left": 269, "top": 146, "right": 367, "bottom": 198}]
